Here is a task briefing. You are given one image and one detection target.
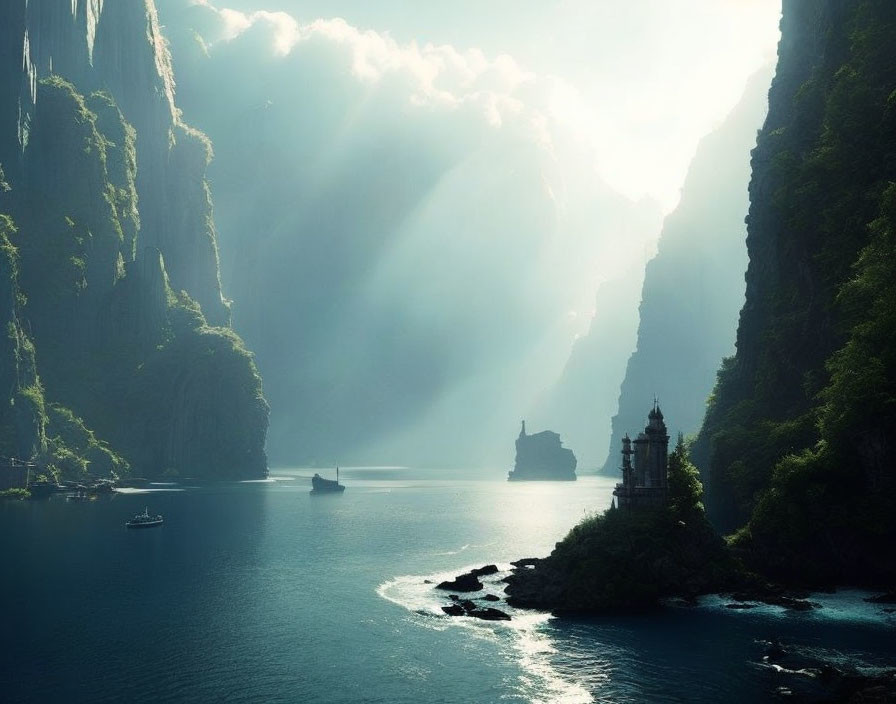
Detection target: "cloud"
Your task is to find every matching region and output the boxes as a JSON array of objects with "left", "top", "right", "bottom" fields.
[{"left": 182, "top": 2, "right": 554, "bottom": 150}]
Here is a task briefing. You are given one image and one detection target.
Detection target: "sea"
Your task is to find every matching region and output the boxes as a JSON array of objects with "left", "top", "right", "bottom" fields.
[{"left": 1, "top": 469, "right": 894, "bottom": 703}]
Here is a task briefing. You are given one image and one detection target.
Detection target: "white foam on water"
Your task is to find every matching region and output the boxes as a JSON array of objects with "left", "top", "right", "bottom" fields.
[
  {"left": 697, "top": 590, "right": 896, "bottom": 626},
  {"left": 433, "top": 544, "right": 471, "bottom": 556},
  {"left": 113, "top": 487, "right": 185, "bottom": 494},
  {"left": 377, "top": 566, "right": 594, "bottom": 704}
]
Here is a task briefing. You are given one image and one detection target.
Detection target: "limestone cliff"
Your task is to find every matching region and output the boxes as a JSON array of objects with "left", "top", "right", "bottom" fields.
[
  {"left": 0, "top": 2, "right": 268, "bottom": 478},
  {"left": 531, "top": 270, "right": 645, "bottom": 471},
  {"left": 694, "top": 0, "right": 896, "bottom": 585},
  {"left": 598, "top": 69, "right": 771, "bottom": 475},
  {"left": 0, "top": 215, "right": 44, "bottom": 461},
  {"left": 1, "top": 0, "right": 227, "bottom": 325}
]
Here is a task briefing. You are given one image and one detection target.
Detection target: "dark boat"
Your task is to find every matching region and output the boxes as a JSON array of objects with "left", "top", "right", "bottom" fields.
[
  {"left": 126, "top": 507, "right": 163, "bottom": 529},
  {"left": 310, "top": 468, "right": 345, "bottom": 494}
]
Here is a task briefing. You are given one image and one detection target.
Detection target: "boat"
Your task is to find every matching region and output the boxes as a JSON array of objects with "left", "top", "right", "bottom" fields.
[
  {"left": 66, "top": 490, "right": 92, "bottom": 502},
  {"left": 310, "top": 467, "right": 345, "bottom": 494},
  {"left": 126, "top": 507, "right": 163, "bottom": 529}
]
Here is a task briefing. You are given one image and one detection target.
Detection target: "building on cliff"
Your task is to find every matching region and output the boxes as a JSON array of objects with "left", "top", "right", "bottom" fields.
[
  {"left": 508, "top": 421, "right": 577, "bottom": 481},
  {"left": 612, "top": 403, "right": 669, "bottom": 509}
]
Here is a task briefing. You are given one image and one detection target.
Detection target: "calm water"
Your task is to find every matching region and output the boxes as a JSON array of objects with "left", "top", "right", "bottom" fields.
[{"left": 1, "top": 470, "right": 893, "bottom": 703}]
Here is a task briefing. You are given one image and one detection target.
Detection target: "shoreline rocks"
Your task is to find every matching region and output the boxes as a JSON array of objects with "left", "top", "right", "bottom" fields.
[
  {"left": 757, "top": 640, "right": 896, "bottom": 701},
  {"left": 864, "top": 591, "right": 896, "bottom": 604},
  {"left": 436, "top": 572, "right": 483, "bottom": 592},
  {"left": 435, "top": 566, "right": 511, "bottom": 621},
  {"left": 471, "top": 564, "right": 498, "bottom": 577}
]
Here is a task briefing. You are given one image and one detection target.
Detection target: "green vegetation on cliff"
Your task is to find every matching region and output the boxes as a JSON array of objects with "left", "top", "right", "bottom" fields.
[
  {"left": 0, "top": 215, "right": 46, "bottom": 461},
  {"left": 694, "top": 0, "right": 896, "bottom": 586},
  {"left": 506, "top": 439, "right": 733, "bottom": 611},
  {"left": 1, "top": 76, "right": 267, "bottom": 479},
  {"left": 45, "top": 404, "right": 129, "bottom": 480}
]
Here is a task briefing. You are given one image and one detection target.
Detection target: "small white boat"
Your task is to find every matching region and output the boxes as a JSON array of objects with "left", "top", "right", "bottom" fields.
[{"left": 126, "top": 507, "right": 163, "bottom": 529}]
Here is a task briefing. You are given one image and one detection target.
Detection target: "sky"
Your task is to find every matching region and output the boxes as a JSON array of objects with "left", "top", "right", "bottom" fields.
[
  {"left": 177, "top": 0, "right": 781, "bottom": 212},
  {"left": 156, "top": 0, "right": 781, "bottom": 466}
]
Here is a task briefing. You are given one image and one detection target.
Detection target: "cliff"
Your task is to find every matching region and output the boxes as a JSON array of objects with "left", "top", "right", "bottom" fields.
[
  {"left": 0, "top": 1, "right": 268, "bottom": 478},
  {"left": 508, "top": 423, "right": 577, "bottom": 481},
  {"left": 0, "top": 215, "right": 44, "bottom": 462},
  {"left": 531, "top": 270, "right": 645, "bottom": 471},
  {"left": 598, "top": 69, "right": 771, "bottom": 475},
  {"left": 693, "top": 0, "right": 896, "bottom": 585}
]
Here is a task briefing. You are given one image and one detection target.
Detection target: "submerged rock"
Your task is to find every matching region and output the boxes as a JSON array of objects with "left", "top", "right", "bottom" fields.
[
  {"left": 757, "top": 640, "right": 896, "bottom": 701},
  {"left": 482, "top": 594, "right": 501, "bottom": 602},
  {"left": 468, "top": 607, "right": 511, "bottom": 621},
  {"left": 729, "top": 589, "right": 816, "bottom": 611},
  {"left": 864, "top": 591, "right": 896, "bottom": 604},
  {"left": 441, "top": 604, "right": 465, "bottom": 616}
]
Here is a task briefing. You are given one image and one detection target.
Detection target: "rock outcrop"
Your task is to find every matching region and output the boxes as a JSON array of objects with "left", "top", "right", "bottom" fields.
[
  {"left": 505, "top": 439, "right": 734, "bottom": 612},
  {"left": 508, "top": 422, "right": 576, "bottom": 481}
]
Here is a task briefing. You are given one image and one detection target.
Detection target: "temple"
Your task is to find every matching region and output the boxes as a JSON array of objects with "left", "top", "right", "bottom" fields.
[{"left": 612, "top": 402, "right": 669, "bottom": 510}]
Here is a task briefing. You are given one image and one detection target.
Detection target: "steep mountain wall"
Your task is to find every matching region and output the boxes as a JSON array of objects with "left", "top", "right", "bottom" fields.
[
  {"left": 0, "top": 214, "right": 44, "bottom": 461},
  {"left": 694, "top": 0, "right": 896, "bottom": 585},
  {"left": 530, "top": 270, "right": 645, "bottom": 471},
  {"left": 1, "top": 0, "right": 227, "bottom": 325},
  {"left": 0, "top": 1, "right": 268, "bottom": 478},
  {"left": 598, "top": 69, "right": 771, "bottom": 475}
]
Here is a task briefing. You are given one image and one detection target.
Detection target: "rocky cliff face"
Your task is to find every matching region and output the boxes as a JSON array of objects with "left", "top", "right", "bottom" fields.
[
  {"left": 694, "top": 0, "right": 896, "bottom": 585},
  {"left": 0, "top": 215, "right": 44, "bottom": 461},
  {"left": 1, "top": 0, "right": 227, "bottom": 325},
  {"left": 0, "top": 1, "right": 268, "bottom": 478},
  {"left": 597, "top": 69, "right": 771, "bottom": 475},
  {"left": 530, "top": 270, "right": 645, "bottom": 471}
]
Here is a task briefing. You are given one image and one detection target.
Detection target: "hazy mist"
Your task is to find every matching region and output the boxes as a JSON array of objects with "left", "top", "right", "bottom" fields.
[{"left": 155, "top": 0, "right": 780, "bottom": 469}]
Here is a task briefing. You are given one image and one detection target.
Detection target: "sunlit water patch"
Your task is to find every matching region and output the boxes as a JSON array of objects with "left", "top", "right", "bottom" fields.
[
  {"left": 239, "top": 476, "right": 296, "bottom": 483},
  {"left": 378, "top": 565, "right": 594, "bottom": 704}
]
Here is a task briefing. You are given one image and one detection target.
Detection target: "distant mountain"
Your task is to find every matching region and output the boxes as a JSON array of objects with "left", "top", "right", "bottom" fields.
[
  {"left": 0, "top": 1, "right": 267, "bottom": 479},
  {"left": 529, "top": 268, "right": 645, "bottom": 471},
  {"left": 597, "top": 68, "right": 772, "bottom": 475}
]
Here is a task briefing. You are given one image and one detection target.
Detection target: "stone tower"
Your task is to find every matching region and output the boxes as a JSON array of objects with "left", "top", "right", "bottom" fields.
[{"left": 612, "top": 402, "right": 670, "bottom": 510}]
